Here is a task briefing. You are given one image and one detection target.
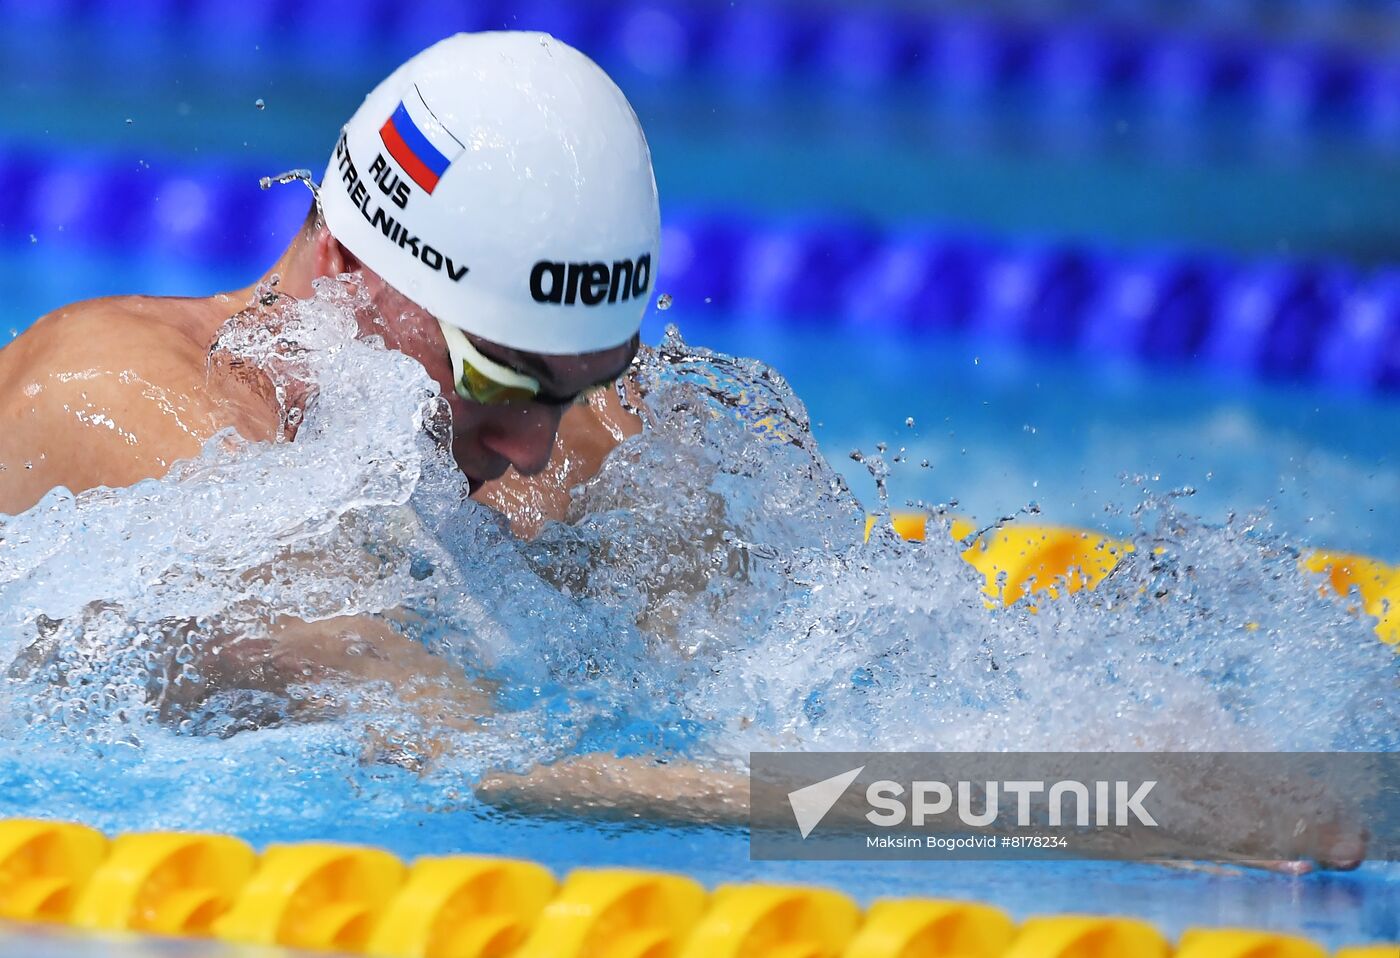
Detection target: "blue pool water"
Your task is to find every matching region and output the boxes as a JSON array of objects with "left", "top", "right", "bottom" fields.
[
  {"left": 3, "top": 3, "right": 1400, "bottom": 951},
  {"left": 1, "top": 267, "right": 1398, "bottom": 950}
]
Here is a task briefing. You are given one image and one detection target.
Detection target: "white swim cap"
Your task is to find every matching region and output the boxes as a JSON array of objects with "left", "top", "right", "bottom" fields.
[{"left": 320, "top": 31, "right": 660, "bottom": 355}]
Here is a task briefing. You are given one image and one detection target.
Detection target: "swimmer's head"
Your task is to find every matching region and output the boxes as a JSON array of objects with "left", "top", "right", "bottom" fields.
[
  {"left": 320, "top": 31, "right": 659, "bottom": 356},
  {"left": 313, "top": 31, "right": 657, "bottom": 487},
  {"left": 304, "top": 236, "right": 638, "bottom": 490}
]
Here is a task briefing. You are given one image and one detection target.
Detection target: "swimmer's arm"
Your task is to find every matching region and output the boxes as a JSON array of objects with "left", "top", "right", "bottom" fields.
[
  {"left": 477, "top": 753, "right": 751, "bottom": 824},
  {"left": 173, "top": 611, "right": 493, "bottom": 750},
  {"left": 263, "top": 614, "right": 491, "bottom": 715},
  {"left": 476, "top": 757, "right": 1368, "bottom": 872}
]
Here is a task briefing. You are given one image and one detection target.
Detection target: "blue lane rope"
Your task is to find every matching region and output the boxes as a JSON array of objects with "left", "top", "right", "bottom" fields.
[
  {"left": 4, "top": 1, "right": 1400, "bottom": 144},
  {"left": 660, "top": 216, "right": 1400, "bottom": 393},
  {"left": 1, "top": 146, "right": 1397, "bottom": 394}
]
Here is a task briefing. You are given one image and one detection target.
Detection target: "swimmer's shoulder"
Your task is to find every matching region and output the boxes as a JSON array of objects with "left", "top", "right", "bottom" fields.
[
  {"left": 2, "top": 294, "right": 206, "bottom": 377},
  {"left": 0, "top": 295, "right": 222, "bottom": 415},
  {"left": 0, "top": 294, "right": 272, "bottom": 514}
]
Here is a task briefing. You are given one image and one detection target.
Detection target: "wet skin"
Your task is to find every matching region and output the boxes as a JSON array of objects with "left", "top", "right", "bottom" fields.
[{"left": 0, "top": 214, "right": 641, "bottom": 525}]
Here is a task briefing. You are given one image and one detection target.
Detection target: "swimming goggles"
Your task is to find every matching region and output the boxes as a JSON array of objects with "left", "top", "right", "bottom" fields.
[
  {"left": 439, "top": 320, "right": 543, "bottom": 405},
  {"left": 439, "top": 320, "right": 623, "bottom": 408}
]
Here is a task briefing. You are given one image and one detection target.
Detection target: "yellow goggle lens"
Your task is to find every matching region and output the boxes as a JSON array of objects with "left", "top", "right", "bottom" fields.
[
  {"left": 440, "top": 321, "right": 541, "bottom": 406},
  {"left": 459, "top": 365, "right": 539, "bottom": 405}
]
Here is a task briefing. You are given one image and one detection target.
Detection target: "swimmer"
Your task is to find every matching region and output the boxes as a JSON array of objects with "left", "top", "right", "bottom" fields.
[
  {"left": 0, "top": 32, "right": 698, "bottom": 801},
  {"left": 0, "top": 31, "right": 646, "bottom": 531}
]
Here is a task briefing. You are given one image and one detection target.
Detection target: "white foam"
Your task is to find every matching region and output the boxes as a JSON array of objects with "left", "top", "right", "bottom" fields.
[{"left": 0, "top": 281, "right": 1393, "bottom": 825}]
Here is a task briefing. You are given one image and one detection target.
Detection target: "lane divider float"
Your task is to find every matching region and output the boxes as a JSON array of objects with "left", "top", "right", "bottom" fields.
[
  {"left": 865, "top": 514, "right": 1398, "bottom": 645},
  {"left": 0, "top": 818, "right": 1392, "bottom": 957},
  {"left": 4, "top": 150, "right": 1399, "bottom": 396},
  {"left": 8, "top": 2, "right": 1400, "bottom": 144}
]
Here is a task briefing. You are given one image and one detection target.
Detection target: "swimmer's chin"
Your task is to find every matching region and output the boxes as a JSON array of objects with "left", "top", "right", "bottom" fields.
[{"left": 464, "top": 469, "right": 506, "bottom": 496}]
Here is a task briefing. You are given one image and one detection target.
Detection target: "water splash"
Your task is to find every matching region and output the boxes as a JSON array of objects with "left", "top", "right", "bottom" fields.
[{"left": 0, "top": 281, "right": 1394, "bottom": 834}]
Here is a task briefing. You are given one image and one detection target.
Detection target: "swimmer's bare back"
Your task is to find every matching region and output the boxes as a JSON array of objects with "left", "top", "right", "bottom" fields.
[
  {"left": 0, "top": 292, "right": 271, "bottom": 514},
  {"left": 0, "top": 289, "right": 637, "bottom": 530}
]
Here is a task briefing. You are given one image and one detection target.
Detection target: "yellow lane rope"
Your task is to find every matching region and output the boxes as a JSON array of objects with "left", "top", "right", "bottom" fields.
[
  {"left": 0, "top": 819, "right": 1391, "bottom": 957},
  {"left": 865, "top": 515, "right": 1399, "bottom": 645}
]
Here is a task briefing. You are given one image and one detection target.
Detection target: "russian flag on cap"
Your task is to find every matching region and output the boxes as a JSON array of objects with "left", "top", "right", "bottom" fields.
[{"left": 379, "top": 84, "right": 464, "bottom": 195}]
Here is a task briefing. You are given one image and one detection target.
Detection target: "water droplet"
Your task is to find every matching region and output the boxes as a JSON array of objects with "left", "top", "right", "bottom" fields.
[
  {"left": 124, "top": 117, "right": 133, "bottom": 125},
  {"left": 904, "top": 417, "right": 915, "bottom": 428},
  {"left": 920, "top": 459, "right": 930, "bottom": 468},
  {"left": 28, "top": 234, "right": 36, "bottom": 244},
  {"left": 656, "top": 293, "right": 673, "bottom": 311},
  {"left": 254, "top": 98, "right": 266, "bottom": 111}
]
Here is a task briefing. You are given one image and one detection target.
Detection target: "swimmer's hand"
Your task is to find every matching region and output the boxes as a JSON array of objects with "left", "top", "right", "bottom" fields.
[
  {"left": 1162, "top": 845, "right": 1365, "bottom": 875},
  {"left": 1239, "top": 818, "right": 1367, "bottom": 873},
  {"left": 248, "top": 614, "right": 495, "bottom": 774},
  {"left": 476, "top": 754, "right": 751, "bottom": 825}
]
